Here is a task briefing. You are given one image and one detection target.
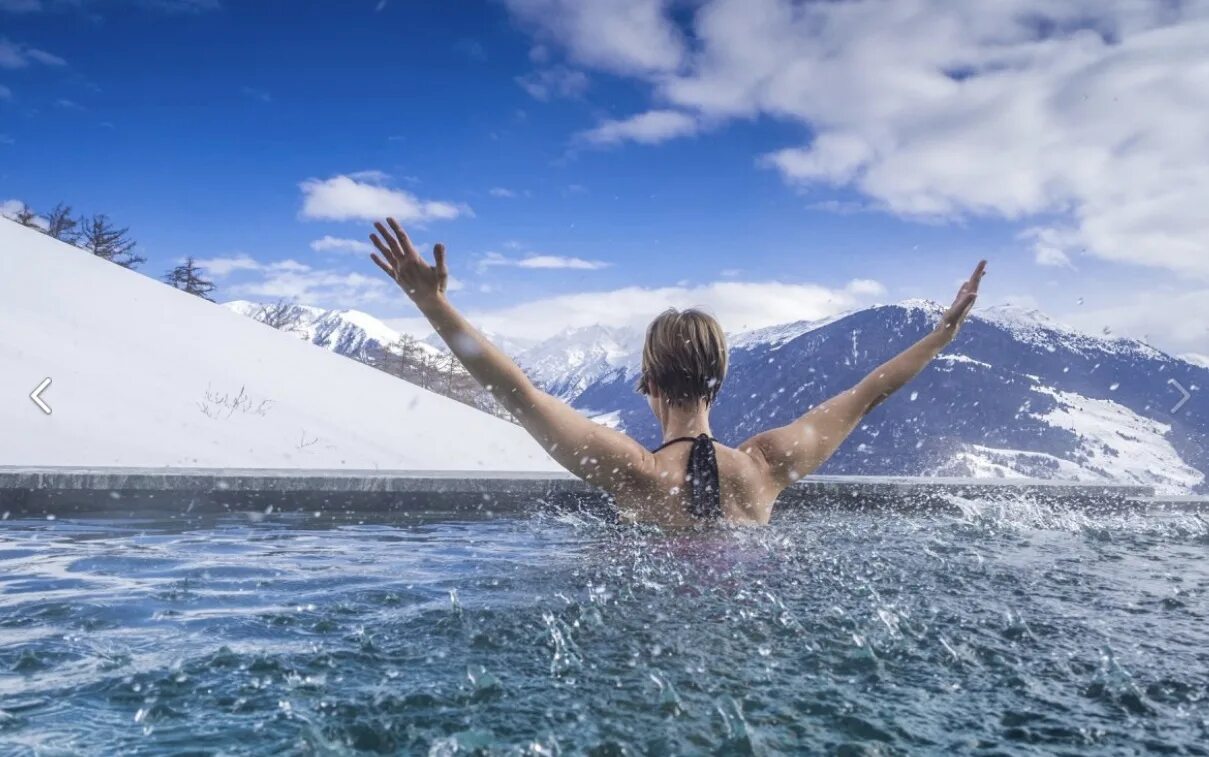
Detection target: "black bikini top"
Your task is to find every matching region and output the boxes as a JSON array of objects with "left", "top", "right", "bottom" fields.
[{"left": 652, "top": 433, "right": 721, "bottom": 521}]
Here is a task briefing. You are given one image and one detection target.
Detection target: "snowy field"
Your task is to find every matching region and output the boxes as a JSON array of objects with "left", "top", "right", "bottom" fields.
[{"left": 0, "top": 220, "right": 559, "bottom": 472}]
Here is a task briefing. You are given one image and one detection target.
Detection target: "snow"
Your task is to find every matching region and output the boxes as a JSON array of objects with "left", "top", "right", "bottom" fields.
[
  {"left": 224, "top": 300, "right": 443, "bottom": 360},
  {"left": 0, "top": 220, "right": 559, "bottom": 471},
  {"left": 516, "top": 324, "right": 642, "bottom": 400},
  {"left": 586, "top": 409, "right": 624, "bottom": 430},
  {"left": 1181, "top": 352, "right": 1209, "bottom": 369},
  {"left": 937, "top": 444, "right": 1095, "bottom": 481},
  {"left": 978, "top": 303, "right": 1166, "bottom": 360},
  {"left": 729, "top": 314, "right": 846, "bottom": 350},
  {"left": 1031, "top": 386, "right": 1203, "bottom": 494},
  {"left": 935, "top": 353, "right": 993, "bottom": 369}
]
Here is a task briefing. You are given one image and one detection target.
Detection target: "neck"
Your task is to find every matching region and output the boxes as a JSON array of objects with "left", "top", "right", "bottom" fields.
[{"left": 658, "top": 400, "right": 712, "bottom": 442}]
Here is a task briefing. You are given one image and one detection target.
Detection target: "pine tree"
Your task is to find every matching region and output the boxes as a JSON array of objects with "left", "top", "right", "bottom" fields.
[
  {"left": 163, "top": 257, "right": 216, "bottom": 301},
  {"left": 43, "top": 203, "right": 79, "bottom": 242},
  {"left": 79, "top": 214, "right": 145, "bottom": 269}
]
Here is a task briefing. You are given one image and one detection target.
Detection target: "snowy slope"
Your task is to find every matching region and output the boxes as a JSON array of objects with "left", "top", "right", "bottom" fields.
[
  {"left": 224, "top": 300, "right": 442, "bottom": 363},
  {"left": 0, "top": 220, "right": 558, "bottom": 471}
]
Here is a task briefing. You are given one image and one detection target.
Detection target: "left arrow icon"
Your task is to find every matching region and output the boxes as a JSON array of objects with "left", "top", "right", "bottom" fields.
[{"left": 30, "top": 377, "right": 52, "bottom": 415}]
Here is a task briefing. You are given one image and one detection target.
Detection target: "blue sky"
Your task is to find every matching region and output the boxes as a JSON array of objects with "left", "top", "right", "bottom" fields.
[{"left": 2, "top": 0, "right": 1207, "bottom": 354}]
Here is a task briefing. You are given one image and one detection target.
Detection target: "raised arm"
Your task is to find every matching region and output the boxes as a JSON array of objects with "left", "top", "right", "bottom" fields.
[
  {"left": 743, "top": 261, "right": 986, "bottom": 491},
  {"left": 369, "top": 218, "right": 654, "bottom": 491}
]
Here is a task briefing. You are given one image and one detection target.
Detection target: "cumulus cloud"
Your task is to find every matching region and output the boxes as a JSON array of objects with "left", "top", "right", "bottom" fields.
[
  {"left": 503, "top": 0, "right": 684, "bottom": 75},
  {"left": 299, "top": 173, "right": 469, "bottom": 224},
  {"left": 578, "top": 109, "right": 700, "bottom": 146},
  {"left": 478, "top": 250, "right": 610, "bottom": 271},
  {"left": 431, "top": 278, "right": 886, "bottom": 342},
  {"left": 309, "top": 235, "right": 373, "bottom": 254},
  {"left": 505, "top": 0, "right": 1209, "bottom": 278}
]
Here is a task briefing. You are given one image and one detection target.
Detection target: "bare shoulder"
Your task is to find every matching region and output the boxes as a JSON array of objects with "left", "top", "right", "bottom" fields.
[{"left": 714, "top": 442, "right": 784, "bottom": 523}]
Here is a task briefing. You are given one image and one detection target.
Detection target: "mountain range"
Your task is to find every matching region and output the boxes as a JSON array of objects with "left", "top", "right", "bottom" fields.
[{"left": 225, "top": 298, "right": 1208, "bottom": 494}]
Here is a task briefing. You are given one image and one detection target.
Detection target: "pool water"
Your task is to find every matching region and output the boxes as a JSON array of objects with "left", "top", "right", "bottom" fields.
[{"left": 1, "top": 501, "right": 1207, "bottom": 754}]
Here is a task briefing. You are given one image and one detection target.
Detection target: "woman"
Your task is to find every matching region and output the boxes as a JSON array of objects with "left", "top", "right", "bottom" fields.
[{"left": 370, "top": 218, "right": 985, "bottom": 526}]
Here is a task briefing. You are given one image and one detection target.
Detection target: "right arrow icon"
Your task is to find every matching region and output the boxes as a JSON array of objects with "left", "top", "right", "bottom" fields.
[{"left": 1168, "top": 378, "right": 1191, "bottom": 414}]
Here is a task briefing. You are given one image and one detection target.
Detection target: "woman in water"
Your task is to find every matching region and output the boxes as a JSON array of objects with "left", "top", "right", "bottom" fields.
[{"left": 370, "top": 218, "right": 985, "bottom": 526}]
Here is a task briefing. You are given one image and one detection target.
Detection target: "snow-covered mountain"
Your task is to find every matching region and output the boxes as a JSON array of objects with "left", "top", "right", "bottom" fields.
[
  {"left": 422, "top": 329, "right": 537, "bottom": 360},
  {"left": 211, "top": 285, "right": 1208, "bottom": 494},
  {"left": 225, "top": 300, "right": 442, "bottom": 363},
  {"left": 0, "top": 220, "right": 558, "bottom": 471},
  {"left": 515, "top": 324, "right": 643, "bottom": 401},
  {"left": 531, "top": 301, "right": 1207, "bottom": 494}
]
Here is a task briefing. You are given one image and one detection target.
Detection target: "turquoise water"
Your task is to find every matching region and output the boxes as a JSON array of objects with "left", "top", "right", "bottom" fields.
[{"left": 1, "top": 502, "right": 1207, "bottom": 754}]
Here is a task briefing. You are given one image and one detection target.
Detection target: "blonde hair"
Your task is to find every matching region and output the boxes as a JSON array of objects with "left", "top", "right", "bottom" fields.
[{"left": 636, "top": 308, "right": 728, "bottom": 406}]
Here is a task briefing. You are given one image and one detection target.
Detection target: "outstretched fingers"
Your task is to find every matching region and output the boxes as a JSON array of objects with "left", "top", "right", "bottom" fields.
[
  {"left": 370, "top": 253, "right": 395, "bottom": 280},
  {"left": 968, "top": 260, "right": 987, "bottom": 294},
  {"left": 372, "top": 222, "right": 404, "bottom": 266},
  {"left": 387, "top": 218, "right": 419, "bottom": 260}
]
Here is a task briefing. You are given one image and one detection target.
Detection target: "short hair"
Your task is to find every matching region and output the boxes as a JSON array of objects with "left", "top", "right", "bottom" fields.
[{"left": 636, "top": 308, "right": 728, "bottom": 406}]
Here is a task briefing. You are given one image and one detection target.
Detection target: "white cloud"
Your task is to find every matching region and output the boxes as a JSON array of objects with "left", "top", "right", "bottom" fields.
[
  {"left": 1067, "top": 287, "right": 1209, "bottom": 356},
  {"left": 309, "top": 235, "right": 373, "bottom": 254},
  {"left": 0, "top": 37, "right": 65, "bottom": 68},
  {"left": 504, "top": 0, "right": 1209, "bottom": 279},
  {"left": 436, "top": 278, "right": 885, "bottom": 342},
  {"left": 195, "top": 255, "right": 268, "bottom": 278},
  {"left": 478, "top": 250, "right": 610, "bottom": 271},
  {"left": 578, "top": 109, "right": 699, "bottom": 146},
  {"left": 516, "top": 66, "right": 589, "bottom": 100},
  {"left": 299, "top": 173, "right": 469, "bottom": 224},
  {"left": 502, "top": 0, "right": 684, "bottom": 75},
  {"left": 488, "top": 187, "right": 518, "bottom": 199},
  {"left": 197, "top": 255, "right": 392, "bottom": 308},
  {"left": 228, "top": 268, "right": 391, "bottom": 307}
]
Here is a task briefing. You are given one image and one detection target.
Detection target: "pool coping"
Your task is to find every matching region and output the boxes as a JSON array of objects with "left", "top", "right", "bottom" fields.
[{"left": 0, "top": 466, "right": 1163, "bottom": 518}]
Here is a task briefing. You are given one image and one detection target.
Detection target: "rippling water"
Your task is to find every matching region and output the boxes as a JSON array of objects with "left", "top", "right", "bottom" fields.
[{"left": 1, "top": 500, "right": 1207, "bottom": 755}]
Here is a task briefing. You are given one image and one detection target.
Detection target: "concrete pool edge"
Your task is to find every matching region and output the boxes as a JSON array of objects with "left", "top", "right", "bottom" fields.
[{"left": 0, "top": 466, "right": 1178, "bottom": 518}]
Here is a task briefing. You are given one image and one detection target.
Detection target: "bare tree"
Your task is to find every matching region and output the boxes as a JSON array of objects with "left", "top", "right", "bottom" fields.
[
  {"left": 163, "top": 257, "right": 216, "bottom": 301},
  {"left": 43, "top": 204, "right": 79, "bottom": 243},
  {"left": 11, "top": 203, "right": 40, "bottom": 228},
  {"left": 259, "top": 300, "right": 306, "bottom": 334},
  {"left": 79, "top": 214, "right": 145, "bottom": 269}
]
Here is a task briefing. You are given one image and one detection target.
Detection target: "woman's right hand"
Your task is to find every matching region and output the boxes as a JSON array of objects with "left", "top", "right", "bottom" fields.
[{"left": 369, "top": 217, "right": 449, "bottom": 308}]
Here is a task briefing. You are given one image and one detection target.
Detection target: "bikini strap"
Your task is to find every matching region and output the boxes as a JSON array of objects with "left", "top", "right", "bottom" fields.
[
  {"left": 651, "top": 434, "right": 716, "bottom": 453},
  {"left": 652, "top": 433, "right": 722, "bottom": 521}
]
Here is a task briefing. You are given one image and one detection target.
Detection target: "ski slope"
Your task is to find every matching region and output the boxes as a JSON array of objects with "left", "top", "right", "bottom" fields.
[{"left": 0, "top": 220, "right": 559, "bottom": 471}]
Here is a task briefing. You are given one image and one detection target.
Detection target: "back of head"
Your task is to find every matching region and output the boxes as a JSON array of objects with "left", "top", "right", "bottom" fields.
[{"left": 637, "top": 308, "right": 728, "bottom": 406}]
